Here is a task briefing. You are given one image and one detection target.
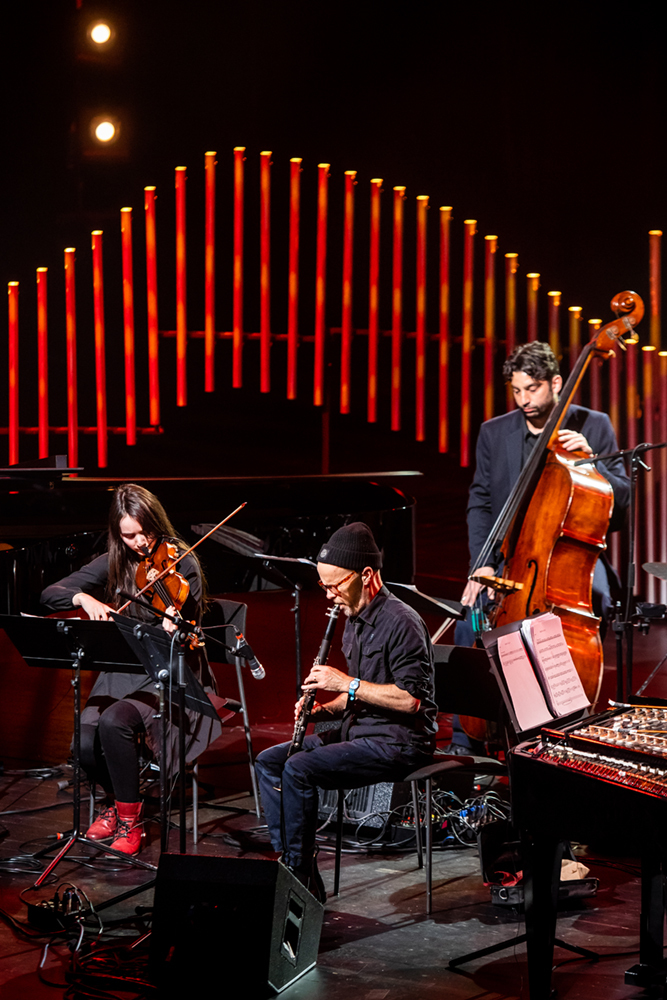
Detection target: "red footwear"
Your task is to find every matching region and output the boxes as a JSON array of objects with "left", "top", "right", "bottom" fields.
[
  {"left": 85, "top": 804, "right": 117, "bottom": 841},
  {"left": 108, "top": 801, "right": 144, "bottom": 856}
]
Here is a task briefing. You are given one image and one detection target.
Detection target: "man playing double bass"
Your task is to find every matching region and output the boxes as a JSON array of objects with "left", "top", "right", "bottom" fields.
[{"left": 449, "top": 341, "right": 630, "bottom": 751}]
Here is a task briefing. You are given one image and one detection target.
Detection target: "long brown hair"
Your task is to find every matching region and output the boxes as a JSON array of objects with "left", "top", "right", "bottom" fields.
[{"left": 106, "top": 484, "right": 207, "bottom": 610}]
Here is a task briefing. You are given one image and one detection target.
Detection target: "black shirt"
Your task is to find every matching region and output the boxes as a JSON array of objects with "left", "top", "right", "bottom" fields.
[
  {"left": 340, "top": 586, "right": 438, "bottom": 751},
  {"left": 521, "top": 423, "right": 542, "bottom": 468}
]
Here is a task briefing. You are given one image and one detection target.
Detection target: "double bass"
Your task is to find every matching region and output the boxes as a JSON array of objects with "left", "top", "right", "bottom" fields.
[{"left": 464, "top": 291, "right": 644, "bottom": 733}]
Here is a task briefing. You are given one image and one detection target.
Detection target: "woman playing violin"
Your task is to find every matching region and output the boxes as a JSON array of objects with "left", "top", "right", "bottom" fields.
[{"left": 40, "top": 483, "right": 221, "bottom": 855}]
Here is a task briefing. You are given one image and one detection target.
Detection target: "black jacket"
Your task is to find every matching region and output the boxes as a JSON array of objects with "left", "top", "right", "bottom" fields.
[{"left": 467, "top": 404, "right": 630, "bottom": 570}]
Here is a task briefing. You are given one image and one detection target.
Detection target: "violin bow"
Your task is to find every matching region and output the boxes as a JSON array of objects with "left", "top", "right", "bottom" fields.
[{"left": 116, "top": 501, "right": 247, "bottom": 613}]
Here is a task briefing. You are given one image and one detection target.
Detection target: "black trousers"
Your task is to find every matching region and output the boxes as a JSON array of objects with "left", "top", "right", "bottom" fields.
[{"left": 80, "top": 701, "right": 145, "bottom": 802}]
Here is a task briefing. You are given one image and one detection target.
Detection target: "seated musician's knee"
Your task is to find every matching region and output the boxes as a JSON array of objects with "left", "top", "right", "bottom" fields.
[{"left": 98, "top": 700, "right": 144, "bottom": 743}]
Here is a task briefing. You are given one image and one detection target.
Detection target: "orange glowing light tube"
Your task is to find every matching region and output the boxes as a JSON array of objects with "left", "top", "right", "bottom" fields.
[
  {"left": 460, "top": 219, "right": 477, "bottom": 467},
  {"left": 36, "top": 268, "right": 49, "bottom": 458},
  {"left": 526, "top": 273, "right": 540, "bottom": 342},
  {"left": 415, "top": 195, "right": 429, "bottom": 441},
  {"left": 120, "top": 208, "right": 137, "bottom": 446},
  {"left": 314, "top": 163, "right": 330, "bottom": 407},
  {"left": 660, "top": 351, "right": 667, "bottom": 603},
  {"left": 204, "top": 153, "right": 217, "bottom": 393},
  {"left": 64, "top": 248, "right": 78, "bottom": 468},
  {"left": 438, "top": 207, "right": 452, "bottom": 453},
  {"left": 287, "top": 158, "right": 302, "bottom": 400},
  {"left": 260, "top": 151, "right": 272, "bottom": 393},
  {"left": 505, "top": 253, "right": 518, "bottom": 410},
  {"left": 588, "top": 319, "right": 602, "bottom": 412},
  {"left": 649, "top": 230, "right": 662, "bottom": 350},
  {"left": 233, "top": 147, "right": 246, "bottom": 388},
  {"left": 367, "top": 178, "right": 382, "bottom": 423},
  {"left": 609, "top": 335, "right": 620, "bottom": 436},
  {"left": 175, "top": 166, "right": 188, "bottom": 405},
  {"left": 391, "top": 186, "right": 406, "bottom": 431},
  {"left": 483, "top": 236, "right": 497, "bottom": 421},
  {"left": 643, "top": 345, "right": 657, "bottom": 601},
  {"left": 626, "top": 339, "right": 638, "bottom": 449},
  {"left": 144, "top": 186, "right": 160, "bottom": 425},
  {"left": 340, "top": 170, "right": 357, "bottom": 414},
  {"left": 609, "top": 342, "right": 621, "bottom": 572},
  {"left": 7, "top": 282, "right": 19, "bottom": 465},
  {"left": 547, "top": 290, "right": 561, "bottom": 359},
  {"left": 91, "top": 233, "right": 108, "bottom": 467},
  {"left": 568, "top": 305, "right": 582, "bottom": 373}
]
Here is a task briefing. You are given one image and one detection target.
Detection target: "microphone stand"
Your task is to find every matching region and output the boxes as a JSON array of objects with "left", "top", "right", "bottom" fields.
[{"left": 574, "top": 441, "right": 667, "bottom": 699}]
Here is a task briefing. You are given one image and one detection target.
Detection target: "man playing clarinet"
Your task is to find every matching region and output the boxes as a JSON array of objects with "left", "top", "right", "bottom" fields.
[{"left": 255, "top": 522, "right": 437, "bottom": 901}]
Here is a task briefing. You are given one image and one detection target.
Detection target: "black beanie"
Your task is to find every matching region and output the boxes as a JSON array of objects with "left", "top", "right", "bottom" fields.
[{"left": 316, "top": 522, "right": 382, "bottom": 571}]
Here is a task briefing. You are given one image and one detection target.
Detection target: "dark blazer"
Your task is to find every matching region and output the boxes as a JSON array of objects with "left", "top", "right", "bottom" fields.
[{"left": 467, "top": 404, "right": 630, "bottom": 569}]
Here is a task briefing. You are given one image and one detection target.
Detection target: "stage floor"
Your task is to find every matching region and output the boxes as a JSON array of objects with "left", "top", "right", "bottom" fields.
[
  {"left": 0, "top": 703, "right": 662, "bottom": 1000},
  {"left": 2, "top": 460, "right": 666, "bottom": 997}
]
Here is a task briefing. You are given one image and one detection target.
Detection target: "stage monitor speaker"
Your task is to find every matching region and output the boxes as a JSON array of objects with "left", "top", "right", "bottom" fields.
[{"left": 149, "top": 854, "right": 324, "bottom": 996}]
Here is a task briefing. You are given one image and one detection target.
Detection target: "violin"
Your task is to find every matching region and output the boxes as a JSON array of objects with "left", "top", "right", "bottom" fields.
[
  {"left": 117, "top": 502, "right": 248, "bottom": 646},
  {"left": 134, "top": 537, "right": 204, "bottom": 647},
  {"left": 116, "top": 501, "right": 247, "bottom": 623},
  {"left": 135, "top": 538, "right": 191, "bottom": 617}
]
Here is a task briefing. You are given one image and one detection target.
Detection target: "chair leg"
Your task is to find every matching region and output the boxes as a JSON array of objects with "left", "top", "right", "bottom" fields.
[
  {"left": 192, "top": 760, "right": 199, "bottom": 845},
  {"left": 411, "top": 779, "right": 424, "bottom": 869},
  {"left": 425, "top": 777, "right": 433, "bottom": 915},
  {"left": 88, "top": 782, "right": 96, "bottom": 828},
  {"left": 234, "top": 658, "right": 261, "bottom": 818},
  {"left": 334, "top": 790, "right": 345, "bottom": 897}
]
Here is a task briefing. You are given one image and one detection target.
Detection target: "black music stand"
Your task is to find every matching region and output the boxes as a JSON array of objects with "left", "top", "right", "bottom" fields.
[
  {"left": 110, "top": 613, "right": 219, "bottom": 855},
  {"left": 446, "top": 619, "right": 598, "bottom": 974},
  {"left": 0, "top": 614, "right": 156, "bottom": 886}
]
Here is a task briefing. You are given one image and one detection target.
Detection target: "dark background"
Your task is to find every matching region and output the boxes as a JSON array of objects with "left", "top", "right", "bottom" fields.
[{"left": 1, "top": 1, "right": 665, "bottom": 476}]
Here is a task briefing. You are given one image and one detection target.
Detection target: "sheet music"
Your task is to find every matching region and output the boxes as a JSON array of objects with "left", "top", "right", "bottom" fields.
[
  {"left": 521, "top": 613, "right": 589, "bottom": 717},
  {"left": 496, "top": 630, "right": 553, "bottom": 731}
]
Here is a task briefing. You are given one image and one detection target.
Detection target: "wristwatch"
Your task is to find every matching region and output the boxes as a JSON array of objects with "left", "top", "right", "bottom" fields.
[{"left": 348, "top": 677, "right": 361, "bottom": 702}]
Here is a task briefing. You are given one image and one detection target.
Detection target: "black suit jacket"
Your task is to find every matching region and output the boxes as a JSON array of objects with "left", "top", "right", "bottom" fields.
[{"left": 467, "top": 404, "right": 630, "bottom": 570}]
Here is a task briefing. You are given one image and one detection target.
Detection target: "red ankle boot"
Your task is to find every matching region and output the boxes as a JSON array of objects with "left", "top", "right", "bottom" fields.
[
  {"left": 109, "top": 801, "right": 144, "bottom": 856},
  {"left": 85, "top": 803, "right": 117, "bottom": 841}
]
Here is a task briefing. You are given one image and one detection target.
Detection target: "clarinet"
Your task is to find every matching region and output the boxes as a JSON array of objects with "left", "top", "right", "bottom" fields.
[{"left": 287, "top": 604, "right": 341, "bottom": 757}]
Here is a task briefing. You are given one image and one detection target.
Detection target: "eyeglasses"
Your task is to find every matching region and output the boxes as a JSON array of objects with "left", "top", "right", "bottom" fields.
[{"left": 318, "top": 569, "right": 358, "bottom": 595}]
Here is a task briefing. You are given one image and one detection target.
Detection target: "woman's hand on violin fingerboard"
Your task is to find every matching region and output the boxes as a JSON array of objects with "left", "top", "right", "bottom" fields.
[{"left": 73, "top": 593, "right": 114, "bottom": 621}]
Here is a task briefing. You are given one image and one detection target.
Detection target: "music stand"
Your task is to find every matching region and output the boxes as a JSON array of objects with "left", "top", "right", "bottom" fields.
[
  {"left": 0, "top": 615, "right": 156, "bottom": 886},
  {"left": 446, "top": 618, "right": 597, "bottom": 972},
  {"left": 110, "top": 613, "right": 219, "bottom": 854}
]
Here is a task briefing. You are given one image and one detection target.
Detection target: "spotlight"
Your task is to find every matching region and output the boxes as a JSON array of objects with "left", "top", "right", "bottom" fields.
[
  {"left": 87, "top": 20, "right": 114, "bottom": 48},
  {"left": 89, "top": 115, "right": 121, "bottom": 145}
]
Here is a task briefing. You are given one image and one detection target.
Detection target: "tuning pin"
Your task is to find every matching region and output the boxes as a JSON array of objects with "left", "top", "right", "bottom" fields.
[{"left": 617, "top": 339, "right": 627, "bottom": 352}]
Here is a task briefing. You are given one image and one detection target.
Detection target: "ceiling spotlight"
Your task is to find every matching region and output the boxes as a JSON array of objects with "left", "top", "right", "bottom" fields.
[
  {"left": 90, "top": 115, "right": 120, "bottom": 144},
  {"left": 88, "top": 20, "right": 114, "bottom": 47}
]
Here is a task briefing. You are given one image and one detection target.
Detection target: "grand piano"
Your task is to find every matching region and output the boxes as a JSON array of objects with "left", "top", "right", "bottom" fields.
[{"left": 1, "top": 467, "right": 418, "bottom": 614}]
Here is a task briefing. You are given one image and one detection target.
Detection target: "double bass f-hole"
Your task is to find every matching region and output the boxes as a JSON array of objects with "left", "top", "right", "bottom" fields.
[{"left": 525, "top": 559, "right": 539, "bottom": 617}]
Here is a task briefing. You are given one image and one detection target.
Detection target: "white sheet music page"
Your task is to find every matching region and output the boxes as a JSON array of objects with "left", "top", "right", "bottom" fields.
[
  {"left": 496, "top": 630, "right": 553, "bottom": 731},
  {"left": 521, "top": 613, "right": 590, "bottom": 717}
]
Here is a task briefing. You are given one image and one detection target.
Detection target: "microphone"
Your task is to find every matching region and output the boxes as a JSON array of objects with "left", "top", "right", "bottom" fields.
[{"left": 234, "top": 631, "right": 265, "bottom": 680}]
